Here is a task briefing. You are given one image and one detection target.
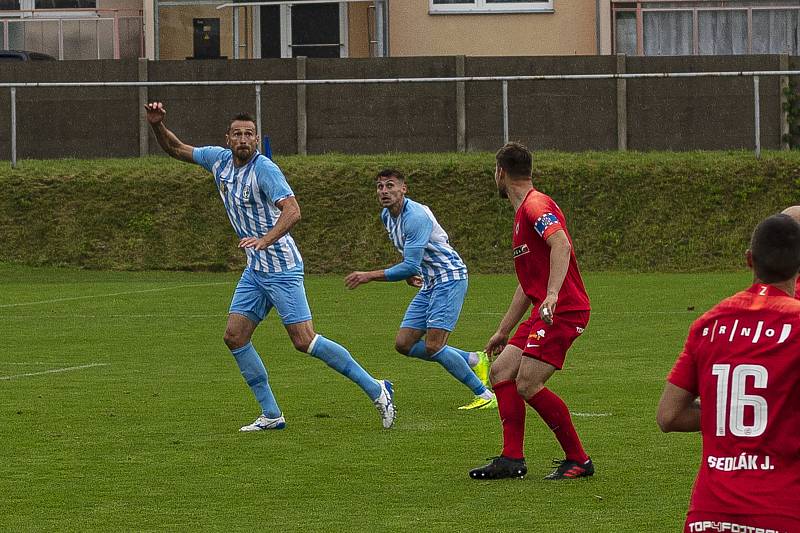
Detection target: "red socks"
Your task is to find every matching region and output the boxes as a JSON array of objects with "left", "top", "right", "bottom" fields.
[
  {"left": 494, "top": 380, "right": 526, "bottom": 460},
  {"left": 494, "top": 382, "right": 589, "bottom": 463},
  {"left": 526, "top": 387, "right": 589, "bottom": 463}
]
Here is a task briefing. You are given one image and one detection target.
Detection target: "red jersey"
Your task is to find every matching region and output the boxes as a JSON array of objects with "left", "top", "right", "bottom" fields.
[
  {"left": 668, "top": 284, "right": 800, "bottom": 521},
  {"left": 513, "top": 188, "right": 590, "bottom": 313},
  {"left": 795, "top": 276, "right": 800, "bottom": 299}
]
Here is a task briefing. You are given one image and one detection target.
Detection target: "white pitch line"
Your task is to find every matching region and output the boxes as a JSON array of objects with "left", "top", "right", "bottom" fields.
[
  {"left": 0, "top": 362, "right": 86, "bottom": 365},
  {"left": 571, "top": 412, "right": 612, "bottom": 417},
  {"left": 0, "top": 363, "right": 109, "bottom": 381},
  {"left": 0, "top": 282, "right": 230, "bottom": 308}
]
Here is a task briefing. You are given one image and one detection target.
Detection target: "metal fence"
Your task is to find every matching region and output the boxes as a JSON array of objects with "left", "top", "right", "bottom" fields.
[{"left": 2, "top": 68, "right": 795, "bottom": 167}]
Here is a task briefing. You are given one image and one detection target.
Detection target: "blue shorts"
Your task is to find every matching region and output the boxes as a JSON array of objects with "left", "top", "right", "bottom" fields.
[
  {"left": 229, "top": 266, "right": 312, "bottom": 326},
  {"left": 400, "top": 278, "right": 468, "bottom": 332}
]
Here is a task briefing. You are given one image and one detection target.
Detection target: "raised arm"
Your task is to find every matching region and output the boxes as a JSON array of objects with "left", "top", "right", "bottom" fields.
[{"left": 144, "top": 102, "right": 195, "bottom": 164}]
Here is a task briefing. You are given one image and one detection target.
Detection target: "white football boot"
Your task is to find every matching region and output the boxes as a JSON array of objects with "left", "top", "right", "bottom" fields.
[
  {"left": 373, "top": 380, "right": 396, "bottom": 429},
  {"left": 239, "top": 414, "right": 286, "bottom": 432}
]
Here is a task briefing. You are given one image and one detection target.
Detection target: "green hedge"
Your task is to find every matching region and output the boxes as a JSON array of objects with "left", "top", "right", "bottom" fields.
[{"left": 1, "top": 151, "right": 798, "bottom": 273}]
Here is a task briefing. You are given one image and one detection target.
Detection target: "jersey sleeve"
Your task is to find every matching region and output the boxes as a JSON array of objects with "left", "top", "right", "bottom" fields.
[
  {"left": 256, "top": 161, "right": 294, "bottom": 204},
  {"left": 192, "top": 146, "right": 226, "bottom": 173},
  {"left": 524, "top": 200, "right": 563, "bottom": 241},
  {"left": 384, "top": 209, "right": 431, "bottom": 282},
  {"left": 402, "top": 209, "right": 434, "bottom": 249},
  {"left": 384, "top": 247, "right": 424, "bottom": 281},
  {"left": 667, "top": 325, "right": 700, "bottom": 395}
]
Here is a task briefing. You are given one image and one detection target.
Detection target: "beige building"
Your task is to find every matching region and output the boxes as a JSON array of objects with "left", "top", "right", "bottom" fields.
[
  {"left": 389, "top": 0, "right": 601, "bottom": 57},
  {"left": 153, "top": 0, "right": 605, "bottom": 60},
  {"left": 148, "top": 0, "right": 800, "bottom": 60},
  {"left": 155, "top": 0, "right": 378, "bottom": 59},
  {"left": 3, "top": 1, "right": 800, "bottom": 60}
]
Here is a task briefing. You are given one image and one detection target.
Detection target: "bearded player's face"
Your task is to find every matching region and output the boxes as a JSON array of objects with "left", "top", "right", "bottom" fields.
[
  {"left": 226, "top": 120, "right": 259, "bottom": 162},
  {"left": 495, "top": 163, "right": 508, "bottom": 199}
]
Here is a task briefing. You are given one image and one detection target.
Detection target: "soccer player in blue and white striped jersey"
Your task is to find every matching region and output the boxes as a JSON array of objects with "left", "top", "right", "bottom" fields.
[
  {"left": 145, "top": 102, "right": 395, "bottom": 431},
  {"left": 345, "top": 169, "right": 494, "bottom": 410}
]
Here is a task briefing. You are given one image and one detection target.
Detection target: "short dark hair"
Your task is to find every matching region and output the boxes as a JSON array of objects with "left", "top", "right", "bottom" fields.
[
  {"left": 375, "top": 168, "right": 405, "bottom": 182},
  {"left": 750, "top": 214, "right": 800, "bottom": 283},
  {"left": 228, "top": 113, "right": 257, "bottom": 132},
  {"left": 496, "top": 142, "right": 532, "bottom": 179}
]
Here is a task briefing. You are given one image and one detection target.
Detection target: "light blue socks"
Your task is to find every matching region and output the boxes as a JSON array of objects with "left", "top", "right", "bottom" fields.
[
  {"left": 309, "top": 335, "right": 382, "bottom": 401},
  {"left": 230, "top": 342, "right": 281, "bottom": 418},
  {"left": 447, "top": 345, "right": 473, "bottom": 365},
  {"left": 407, "top": 340, "right": 486, "bottom": 395}
]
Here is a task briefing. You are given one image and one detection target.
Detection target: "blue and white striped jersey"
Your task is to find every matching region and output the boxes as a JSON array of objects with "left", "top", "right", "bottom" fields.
[
  {"left": 193, "top": 147, "right": 303, "bottom": 273},
  {"left": 381, "top": 198, "right": 468, "bottom": 288}
]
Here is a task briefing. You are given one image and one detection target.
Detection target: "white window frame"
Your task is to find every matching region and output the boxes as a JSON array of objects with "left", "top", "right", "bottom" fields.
[{"left": 429, "top": 0, "right": 552, "bottom": 15}]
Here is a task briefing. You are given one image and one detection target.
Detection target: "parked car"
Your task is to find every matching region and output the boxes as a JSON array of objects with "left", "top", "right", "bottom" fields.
[{"left": 0, "top": 50, "right": 57, "bottom": 61}]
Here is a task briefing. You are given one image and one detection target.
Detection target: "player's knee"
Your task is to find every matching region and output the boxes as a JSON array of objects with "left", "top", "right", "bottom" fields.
[
  {"left": 516, "top": 380, "right": 544, "bottom": 399},
  {"left": 394, "top": 341, "right": 412, "bottom": 356},
  {"left": 291, "top": 337, "right": 311, "bottom": 353},
  {"left": 489, "top": 364, "right": 503, "bottom": 385},
  {"left": 223, "top": 329, "right": 248, "bottom": 351},
  {"left": 424, "top": 340, "right": 445, "bottom": 357}
]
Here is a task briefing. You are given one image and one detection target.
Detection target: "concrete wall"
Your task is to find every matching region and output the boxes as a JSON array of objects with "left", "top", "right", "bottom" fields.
[
  {"left": 0, "top": 55, "right": 789, "bottom": 161},
  {"left": 304, "top": 56, "right": 458, "bottom": 153},
  {"left": 147, "top": 59, "right": 298, "bottom": 154},
  {"left": 466, "top": 55, "right": 619, "bottom": 151},
  {"left": 626, "top": 55, "right": 782, "bottom": 151},
  {"left": 0, "top": 60, "right": 140, "bottom": 159}
]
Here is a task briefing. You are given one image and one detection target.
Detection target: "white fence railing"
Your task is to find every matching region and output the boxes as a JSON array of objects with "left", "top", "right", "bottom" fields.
[{"left": 3, "top": 69, "right": 796, "bottom": 167}]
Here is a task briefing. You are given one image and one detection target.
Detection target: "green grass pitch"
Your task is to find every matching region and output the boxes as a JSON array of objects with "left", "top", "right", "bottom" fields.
[{"left": 0, "top": 264, "right": 752, "bottom": 531}]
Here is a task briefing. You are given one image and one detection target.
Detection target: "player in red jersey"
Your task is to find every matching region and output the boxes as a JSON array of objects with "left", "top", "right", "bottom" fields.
[
  {"left": 780, "top": 205, "right": 800, "bottom": 299},
  {"left": 658, "top": 214, "right": 800, "bottom": 532},
  {"left": 469, "top": 142, "right": 593, "bottom": 481}
]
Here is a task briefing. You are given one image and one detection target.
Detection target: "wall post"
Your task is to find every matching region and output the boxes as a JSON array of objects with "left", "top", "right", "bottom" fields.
[
  {"left": 10, "top": 87, "right": 17, "bottom": 168},
  {"left": 296, "top": 56, "right": 307, "bottom": 156},
  {"left": 456, "top": 55, "right": 466, "bottom": 152},
  {"left": 616, "top": 53, "right": 627, "bottom": 152},
  {"left": 780, "top": 53, "right": 790, "bottom": 151},
  {"left": 138, "top": 57, "right": 148, "bottom": 157}
]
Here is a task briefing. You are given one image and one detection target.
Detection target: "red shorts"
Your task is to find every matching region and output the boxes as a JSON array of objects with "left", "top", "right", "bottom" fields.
[
  {"left": 685, "top": 512, "right": 800, "bottom": 533},
  {"left": 508, "top": 310, "right": 589, "bottom": 370}
]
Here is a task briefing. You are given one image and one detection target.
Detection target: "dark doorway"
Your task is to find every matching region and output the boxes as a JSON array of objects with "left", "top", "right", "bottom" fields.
[
  {"left": 192, "top": 18, "right": 222, "bottom": 59},
  {"left": 259, "top": 2, "right": 342, "bottom": 59},
  {"left": 291, "top": 3, "right": 341, "bottom": 58},
  {"left": 259, "top": 5, "right": 281, "bottom": 58}
]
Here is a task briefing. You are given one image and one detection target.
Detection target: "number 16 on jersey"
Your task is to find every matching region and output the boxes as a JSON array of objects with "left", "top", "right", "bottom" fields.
[{"left": 711, "top": 364, "right": 768, "bottom": 438}]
